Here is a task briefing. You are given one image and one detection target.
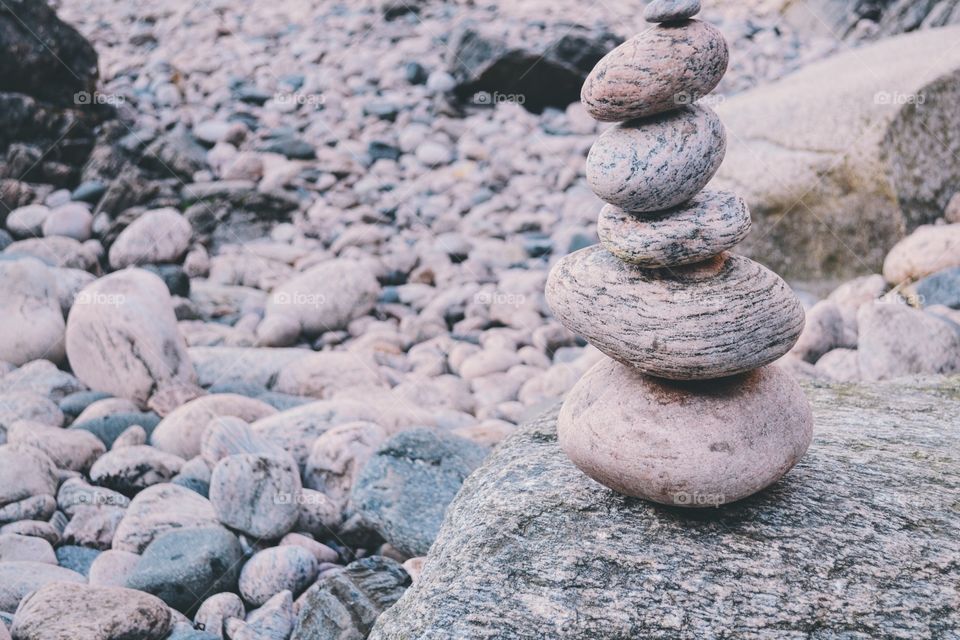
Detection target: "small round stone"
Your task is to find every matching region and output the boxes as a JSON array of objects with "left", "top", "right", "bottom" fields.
[
  {"left": 545, "top": 246, "right": 805, "bottom": 380},
  {"left": 581, "top": 19, "right": 726, "bottom": 121},
  {"left": 558, "top": 358, "right": 813, "bottom": 506},
  {"left": 597, "top": 190, "right": 751, "bottom": 267},
  {"left": 586, "top": 105, "right": 726, "bottom": 213},
  {"left": 238, "top": 545, "right": 318, "bottom": 606},
  {"left": 644, "top": 0, "right": 701, "bottom": 23},
  {"left": 208, "top": 453, "right": 301, "bottom": 540}
]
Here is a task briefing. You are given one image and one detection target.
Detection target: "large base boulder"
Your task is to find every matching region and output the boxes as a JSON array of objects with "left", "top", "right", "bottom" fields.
[
  {"left": 372, "top": 377, "right": 960, "bottom": 639},
  {"left": 712, "top": 25, "right": 960, "bottom": 281}
]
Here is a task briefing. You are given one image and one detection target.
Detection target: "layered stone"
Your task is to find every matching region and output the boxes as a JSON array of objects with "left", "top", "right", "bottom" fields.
[
  {"left": 581, "top": 20, "right": 726, "bottom": 122},
  {"left": 545, "top": 246, "right": 804, "bottom": 380},
  {"left": 597, "top": 190, "right": 750, "bottom": 267},
  {"left": 586, "top": 105, "right": 726, "bottom": 212},
  {"left": 558, "top": 359, "right": 812, "bottom": 505}
]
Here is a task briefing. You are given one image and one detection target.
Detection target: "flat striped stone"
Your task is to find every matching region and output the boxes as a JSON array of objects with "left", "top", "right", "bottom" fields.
[
  {"left": 586, "top": 105, "right": 726, "bottom": 213},
  {"left": 581, "top": 20, "right": 727, "bottom": 122},
  {"left": 545, "top": 246, "right": 805, "bottom": 380},
  {"left": 597, "top": 190, "right": 751, "bottom": 267}
]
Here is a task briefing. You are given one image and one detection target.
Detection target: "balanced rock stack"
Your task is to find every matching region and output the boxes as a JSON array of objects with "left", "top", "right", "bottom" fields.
[{"left": 546, "top": 0, "right": 813, "bottom": 507}]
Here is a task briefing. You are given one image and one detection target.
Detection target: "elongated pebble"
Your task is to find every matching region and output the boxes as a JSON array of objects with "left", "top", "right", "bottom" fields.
[
  {"left": 597, "top": 190, "right": 751, "bottom": 267},
  {"left": 644, "top": 0, "right": 702, "bottom": 23}
]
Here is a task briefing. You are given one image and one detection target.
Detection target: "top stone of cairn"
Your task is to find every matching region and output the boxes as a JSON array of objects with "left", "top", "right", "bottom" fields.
[{"left": 644, "top": 0, "right": 702, "bottom": 23}]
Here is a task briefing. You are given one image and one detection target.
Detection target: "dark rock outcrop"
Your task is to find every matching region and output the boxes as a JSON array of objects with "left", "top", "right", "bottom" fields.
[
  {"left": 372, "top": 377, "right": 960, "bottom": 639},
  {"left": 448, "top": 23, "right": 621, "bottom": 114}
]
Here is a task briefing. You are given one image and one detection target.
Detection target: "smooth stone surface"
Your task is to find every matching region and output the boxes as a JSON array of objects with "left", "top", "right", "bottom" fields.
[
  {"left": 10, "top": 583, "right": 171, "bottom": 640},
  {"left": 582, "top": 19, "right": 725, "bottom": 121},
  {"left": 351, "top": 429, "right": 489, "bottom": 557},
  {"left": 0, "top": 259, "right": 65, "bottom": 366},
  {"left": 912, "top": 266, "right": 960, "bottom": 309},
  {"left": 0, "top": 533, "right": 55, "bottom": 564},
  {"left": 546, "top": 247, "right": 805, "bottom": 379},
  {"left": 644, "top": 0, "right": 701, "bottom": 23},
  {"left": 0, "top": 561, "right": 85, "bottom": 612},
  {"left": 292, "top": 556, "right": 410, "bottom": 640},
  {"left": 272, "top": 352, "right": 386, "bottom": 399},
  {"left": 0, "top": 444, "right": 57, "bottom": 506},
  {"left": 0, "top": 391, "right": 62, "bottom": 433},
  {"left": 42, "top": 204, "right": 92, "bottom": 241},
  {"left": 258, "top": 260, "right": 380, "bottom": 346},
  {"left": 305, "top": 421, "right": 387, "bottom": 517},
  {"left": 236, "top": 589, "right": 295, "bottom": 640},
  {"left": 815, "top": 348, "right": 861, "bottom": 382},
  {"left": 200, "top": 416, "right": 285, "bottom": 468},
  {"left": 89, "top": 445, "right": 185, "bottom": 494},
  {"left": 151, "top": 394, "right": 277, "bottom": 460},
  {"left": 62, "top": 505, "right": 125, "bottom": 549},
  {"left": 789, "top": 299, "right": 850, "bottom": 364},
  {"left": 112, "top": 483, "right": 220, "bottom": 553},
  {"left": 194, "top": 592, "right": 245, "bottom": 639},
  {"left": 209, "top": 453, "right": 301, "bottom": 539},
  {"left": 55, "top": 545, "right": 101, "bottom": 576},
  {"left": 597, "top": 190, "right": 750, "bottom": 267},
  {"left": 884, "top": 224, "right": 960, "bottom": 285},
  {"left": 371, "top": 380, "right": 960, "bottom": 638},
  {"left": 108, "top": 208, "right": 193, "bottom": 269},
  {"left": 70, "top": 411, "right": 162, "bottom": 448},
  {"left": 238, "top": 545, "right": 318, "bottom": 607},
  {"left": 6, "top": 421, "right": 105, "bottom": 472},
  {"left": 559, "top": 359, "right": 812, "bottom": 504},
  {"left": 127, "top": 526, "right": 244, "bottom": 615},
  {"left": 586, "top": 105, "right": 726, "bottom": 212},
  {"left": 857, "top": 303, "right": 960, "bottom": 381},
  {"left": 88, "top": 549, "right": 141, "bottom": 587},
  {"left": 65, "top": 269, "right": 198, "bottom": 407}
]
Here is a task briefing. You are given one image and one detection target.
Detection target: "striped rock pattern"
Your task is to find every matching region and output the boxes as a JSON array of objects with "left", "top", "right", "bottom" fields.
[
  {"left": 586, "top": 104, "right": 726, "bottom": 213},
  {"left": 581, "top": 20, "right": 727, "bottom": 122},
  {"left": 545, "top": 246, "right": 805, "bottom": 380},
  {"left": 597, "top": 190, "right": 751, "bottom": 267}
]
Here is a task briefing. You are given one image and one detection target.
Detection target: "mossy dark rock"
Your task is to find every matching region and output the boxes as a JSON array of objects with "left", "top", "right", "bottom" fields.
[{"left": 372, "top": 378, "right": 960, "bottom": 639}]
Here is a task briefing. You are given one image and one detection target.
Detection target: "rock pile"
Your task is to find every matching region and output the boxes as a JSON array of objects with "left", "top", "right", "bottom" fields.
[{"left": 546, "top": 0, "right": 812, "bottom": 506}]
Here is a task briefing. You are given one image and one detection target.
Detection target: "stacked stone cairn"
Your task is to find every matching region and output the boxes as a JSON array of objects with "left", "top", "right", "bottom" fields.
[{"left": 546, "top": 0, "right": 813, "bottom": 508}]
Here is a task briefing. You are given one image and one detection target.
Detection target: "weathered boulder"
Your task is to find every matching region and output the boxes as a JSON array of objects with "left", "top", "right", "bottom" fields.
[
  {"left": 372, "top": 379, "right": 960, "bottom": 639},
  {"left": 712, "top": 26, "right": 960, "bottom": 280},
  {"left": 447, "top": 22, "right": 621, "bottom": 114}
]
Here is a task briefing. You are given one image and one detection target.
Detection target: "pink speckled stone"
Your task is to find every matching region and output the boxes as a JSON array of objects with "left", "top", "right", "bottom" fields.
[
  {"left": 581, "top": 20, "right": 727, "bottom": 122},
  {"left": 558, "top": 358, "right": 813, "bottom": 506},
  {"left": 598, "top": 189, "right": 751, "bottom": 267},
  {"left": 586, "top": 104, "right": 726, "bottom": 213},
  {"left": 545, "top": 246, "right": 805, "bottom": 380}
]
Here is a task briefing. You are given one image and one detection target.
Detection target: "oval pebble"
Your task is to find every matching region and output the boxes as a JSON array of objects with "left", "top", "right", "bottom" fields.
[
  {"left": 581, "top": 20, "right": 726, "bottom": 122},
  {"left": 586, "top": 105, "right": 726, "bottom": 212},
  {"left": 238, "top": 546, "right": 318, "bottom": 607},
  {"left": 597, "top": 190, "right": 750, "bottom": 267},
  {"left": 546, "top": 246, "right": 805, "bottom": 380},
  {"left": 644, "top": 0, "right": 702, "bottom": 23}
]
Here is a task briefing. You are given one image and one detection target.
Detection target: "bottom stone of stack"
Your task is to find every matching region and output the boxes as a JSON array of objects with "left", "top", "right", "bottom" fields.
[{"left": 558, "top": 357, "right": 812, "bottom": 506}]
